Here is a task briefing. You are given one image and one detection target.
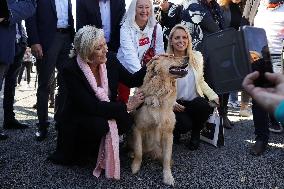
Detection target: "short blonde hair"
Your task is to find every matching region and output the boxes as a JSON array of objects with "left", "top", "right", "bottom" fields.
[
  {"left": 71, "top": 25, "right": 105, "bottom": 62},
  {"left": 167, "top": 24, "right": 198, "bottom": 69}
]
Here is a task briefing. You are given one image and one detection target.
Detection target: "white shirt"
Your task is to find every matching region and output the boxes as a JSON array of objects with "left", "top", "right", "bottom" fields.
[
  {"left": 99, "top": 0, "right": 111, "bottom": 43},
  {"left": 55, "top": 0, "right": 69, "bottom": 28},
  {"left": 254, "top": 2, "right": 284, "bottom": 54},
  {"left": 176, "top": 66, "right": 199, "bottom": 101}
]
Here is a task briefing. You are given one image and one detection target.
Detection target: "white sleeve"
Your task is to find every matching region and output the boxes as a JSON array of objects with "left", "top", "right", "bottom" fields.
[
  {"left": 117, "top": 26, "right": 141, "bottom": 74},
  {"left": 155, "top": 24, "right": 165, "bottom": 55}
]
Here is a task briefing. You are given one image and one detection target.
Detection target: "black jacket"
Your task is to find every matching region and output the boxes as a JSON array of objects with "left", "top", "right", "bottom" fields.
[
  {"left": 60, "top": 52, "right": 146, "bottom": 123},
  {"left": 53, "top": 53, "right": 146, "bottom": 162}
]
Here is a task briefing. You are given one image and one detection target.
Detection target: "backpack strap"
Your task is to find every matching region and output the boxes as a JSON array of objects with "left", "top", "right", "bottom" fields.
[{"left": 150, "top": 23, "right": 158, "bottom": 49}]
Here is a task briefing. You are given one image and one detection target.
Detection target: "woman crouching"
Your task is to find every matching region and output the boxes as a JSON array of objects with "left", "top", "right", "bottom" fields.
[
  {"left": 48, "top": 26, "right": 145, "bottom": 179},
  {"left": 167, "top": 24, "right": 219, "bottom": 150}
]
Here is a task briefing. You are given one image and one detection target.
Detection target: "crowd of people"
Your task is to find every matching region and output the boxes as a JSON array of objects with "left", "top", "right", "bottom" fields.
[{"left": 0, "top": 0, "right": 283, "bottom": 181}]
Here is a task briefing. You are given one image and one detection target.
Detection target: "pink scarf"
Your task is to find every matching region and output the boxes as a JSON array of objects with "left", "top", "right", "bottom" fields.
[{"left": 77, "top": 56, "right": 120, "bottom": 180}]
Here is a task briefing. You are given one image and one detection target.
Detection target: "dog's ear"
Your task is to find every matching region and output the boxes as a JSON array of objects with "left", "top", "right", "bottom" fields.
[{"left": 146, "top": 58, "right": 155, "bottom": 68}]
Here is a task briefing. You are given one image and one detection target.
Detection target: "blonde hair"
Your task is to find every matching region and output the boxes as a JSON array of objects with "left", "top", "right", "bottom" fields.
[
  {"left": 70, "top": 25, "right": 105, "bottom": 63},
  {"left": 166, "top": 24, "right": 198, "bottom": 69},
  {"left": 218, "top": 0, "right": 231, "bottom": 9},
  {"left": 121, "top": 0, "right": 156, "bottom": 28}
]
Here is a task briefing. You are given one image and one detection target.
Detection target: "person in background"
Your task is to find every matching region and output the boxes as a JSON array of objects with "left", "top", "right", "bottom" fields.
[
  {"left": 117, "top": 0, "right": 164, "bottom": 103},
  {"left": 0, "top": 0, "right": 36, "bottom": 140},
  {"left": 158, "top": 0, "right": 225, "bottom": 51},
  {"left": 167, "top": 24, "right": 219, "bottom": 150},
  {"left": 26, "top": 0, "right": 75, "bottom": 141},
  {"left": 48, "top": 26, "right": 145, "bottom": 179},
  {"left": 239, "top": 0, "right": 284, "bottom": 156},
  {"left": 254, "top": 0, "right": 284, "bottom": 133},
  {"left": 219, "top": 0, "right": 243, "bottom": 29},
  {"left": 18, "top": 47, "right": 33, "bottom": 87},
  {"left": 219, "top": 0, "right": 252, "bottom": 117},
  {"left": 76, "top": 0, "right": 126, "bottom": 53}
]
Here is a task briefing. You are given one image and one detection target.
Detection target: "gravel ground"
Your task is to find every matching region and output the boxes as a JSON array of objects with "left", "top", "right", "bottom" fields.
[{"left": 0, "top": 74, "right": 284, "bottom": 189}]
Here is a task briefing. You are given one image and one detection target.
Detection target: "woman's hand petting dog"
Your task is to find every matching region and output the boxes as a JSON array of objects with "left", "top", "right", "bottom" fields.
[
  {"left": 173, "top": 102, "right": 185, "bottom": 112},
  {"left": 127, "top": 91, "right": 145, "bottom": 111}
]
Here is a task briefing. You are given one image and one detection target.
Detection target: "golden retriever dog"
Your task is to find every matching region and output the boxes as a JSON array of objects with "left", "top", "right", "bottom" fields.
[{"left": 130, "top": 55, "right": 188, "bottom": 186}]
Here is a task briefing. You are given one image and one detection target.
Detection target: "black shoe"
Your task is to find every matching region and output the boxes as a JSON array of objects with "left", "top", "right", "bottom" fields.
[
  {"left": 250, "top": 140, "right": 268, "bottom": 156},
  {"left": 186, "top": 135, "right": 200, "bottom": 151},
  {"left": 0, "top": 130, "right": 8, "bottom": 140},
  {"left": 35, "top": 127, "right": 48, "bottom": 141},
  {"left": 3, "top": 119, "right": 29, "bottom": 130},
  {"left": 223, "top": 116, "right": 232, "bottom": 129}
]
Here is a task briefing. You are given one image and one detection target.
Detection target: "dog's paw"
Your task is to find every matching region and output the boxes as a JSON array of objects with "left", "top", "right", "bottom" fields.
[
  {"left": 163, "top": 172, "right": 175, "bottom": 186},
  {"left": 131, "top": 161, "right": 141, "bottom": 174}
]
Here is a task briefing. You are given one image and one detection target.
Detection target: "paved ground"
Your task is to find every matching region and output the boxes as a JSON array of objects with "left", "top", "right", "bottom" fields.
[{"left": 0, "top": 72, "right": 284, "bottom": 189}]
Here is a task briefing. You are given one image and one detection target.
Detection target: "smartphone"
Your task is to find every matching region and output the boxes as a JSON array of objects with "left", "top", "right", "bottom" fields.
[{"left": 241, "top": 26, "right": 274, "bottom": 87}]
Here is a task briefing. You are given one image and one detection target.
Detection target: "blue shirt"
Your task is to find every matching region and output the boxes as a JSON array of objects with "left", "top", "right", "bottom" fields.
[{"left": 55, "top": 0, "right": 69, "bottom": 28}]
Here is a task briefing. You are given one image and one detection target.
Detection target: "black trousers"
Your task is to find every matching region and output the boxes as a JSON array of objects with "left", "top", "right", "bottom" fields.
[
  {"left": 36, "top": 32, "right": 72, "bottom": 127},
  {"left": 3, "top": 43, "right": 26, "bottom": 122},
  {"left": 252, "top": 100, "right": 279, "bottom": 143},
  {"left": 18, "top": 61, "right": 32, "bottom": 84},
  {"left": 174, "top": 97, "right": 213, "bottom": 138},
  {"left": 217, "top": 93, "right": 229, "bottom": 116}
]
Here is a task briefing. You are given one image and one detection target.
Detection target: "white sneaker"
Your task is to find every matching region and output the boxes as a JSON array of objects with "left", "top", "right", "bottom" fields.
[{"left": 268, "top": 123, "right": 283, "bottom": 133}]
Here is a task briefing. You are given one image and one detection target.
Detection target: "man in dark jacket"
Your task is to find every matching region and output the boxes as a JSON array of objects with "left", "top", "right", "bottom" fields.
[
  {"left": 76, "top": 0, "right": 126, "bottom": 53},
  {"left": 26, "top": 0, "right": 75, "bottom": 141},
  {"left": 0, "top": 0, "right": 36, "bottom": 140}
]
